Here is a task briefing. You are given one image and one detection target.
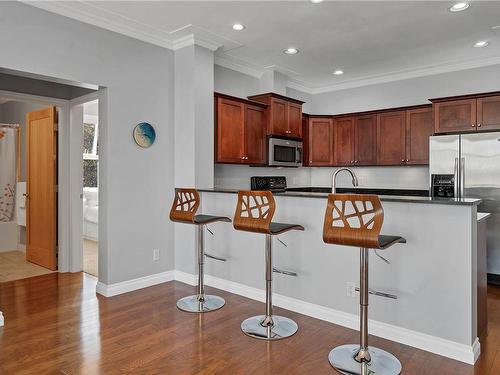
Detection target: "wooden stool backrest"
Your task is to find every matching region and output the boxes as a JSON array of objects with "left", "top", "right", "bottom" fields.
[
  {"left": 233, "top": 191, "right": 275, "bottom": 234},
  {"left": 323, "top": 194, "right": 383, "bottom": 248},
  {"left": 169, "top": 188, "right": 200, "bottom": 224}
]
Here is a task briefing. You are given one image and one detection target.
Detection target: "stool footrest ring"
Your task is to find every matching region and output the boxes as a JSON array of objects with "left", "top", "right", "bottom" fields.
[
  {"left": 273, "top": 267, "right": 297, "bottom": 277},
  {"left": 354, "top": 287, "right": 397, "bottom": 299}
]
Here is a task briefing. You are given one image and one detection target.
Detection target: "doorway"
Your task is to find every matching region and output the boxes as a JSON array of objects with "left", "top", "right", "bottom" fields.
[
  {"left": 82, "top": 100, "right": 98, "bottom": 277},
  {"left": 0, "top": 100, "right": 58, "bottom": 281}
]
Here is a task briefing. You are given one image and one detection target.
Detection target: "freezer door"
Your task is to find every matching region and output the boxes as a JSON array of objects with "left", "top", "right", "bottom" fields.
[
  {"left": 429, "top": 135, "right": 460, "bottom": 193},
  {"left": 462, "top": 132, "right": 500, "bottom": 274}
]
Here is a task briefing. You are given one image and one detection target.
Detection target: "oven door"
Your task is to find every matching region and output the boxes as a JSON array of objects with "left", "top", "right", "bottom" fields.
[{"left": 268, "top": 138, "right": 302, "bottom": 167}]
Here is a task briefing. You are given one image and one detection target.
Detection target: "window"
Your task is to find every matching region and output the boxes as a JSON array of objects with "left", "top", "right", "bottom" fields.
[{"left": 83, "top": 122, "right": 98, "bottom": 187}]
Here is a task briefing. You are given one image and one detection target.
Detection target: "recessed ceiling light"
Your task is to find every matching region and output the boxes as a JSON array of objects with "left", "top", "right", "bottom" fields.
[
  {"left": 232, "top": 23, "right": 245, "bottom": 31},
  {"left": 449, "top": 2, "right": 470, "bottom": 12},
  {"left": 284, "top": 47, "right": 299, "bottom": 55},
  {"left": 333, "top": 70, "right": 344, "bottom": 75},
  {"left": 310, "top": 0, "right": 324, "bottom": 3},
  {"left": 473, "top": 40, "right": 489, "bottom": 48}
]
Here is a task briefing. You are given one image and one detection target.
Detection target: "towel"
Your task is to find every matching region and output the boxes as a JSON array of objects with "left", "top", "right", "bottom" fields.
[{"left": 16, "top": 181, "right": 26, "bottom": 226}]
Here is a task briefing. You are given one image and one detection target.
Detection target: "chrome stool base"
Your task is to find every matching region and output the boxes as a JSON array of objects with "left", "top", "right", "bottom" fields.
[
  {"left": 241, "top": 315, "right": 298, "bottom": 340},
  {"left": 176, "top": 295, "right": 225, "bottom": 313},
  {"left": 328, "top": 344, "right": 402, "bottom": 375}
]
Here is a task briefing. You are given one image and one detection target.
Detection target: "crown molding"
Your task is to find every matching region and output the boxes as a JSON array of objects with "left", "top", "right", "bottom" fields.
[
  {"left": 308, "top": 55, "right": 500, "bottom": 95},
  {"left": 214, "top": 55, "right": 265, "bottom": 79},
  {"left": 172, "top": 35, "right": 221, "bottom": 52}
]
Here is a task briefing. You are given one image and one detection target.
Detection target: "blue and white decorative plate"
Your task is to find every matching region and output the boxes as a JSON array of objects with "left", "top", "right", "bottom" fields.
[{"left": 133, "top": 122, "right": 156, "bottom": 148}]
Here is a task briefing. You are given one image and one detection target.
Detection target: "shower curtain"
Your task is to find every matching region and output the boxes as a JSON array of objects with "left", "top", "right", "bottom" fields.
[{"left": 0, "top": 126, "right": 17, "bottom": 222}]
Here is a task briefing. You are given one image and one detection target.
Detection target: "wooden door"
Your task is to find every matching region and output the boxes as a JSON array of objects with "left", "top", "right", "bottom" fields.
[
  {"left": 333, "top": 117, "right": 355, "bottom": 166},
  {"left": 26, "top": 107, "right": 58, "bottom": 270},
  {"left": 288, "top": 102, "right": 302, "bottom": 138},
  {"left": 269, "top": 98, "right": 288, "bottom": 136},
  {"left": 377, "top": 111, "right": 406, "bottom": 166},
  {"left": 406, "top": 107, "right": 433, "bottom": 165},
  {"left": 354, "top": 114, "right": 377, "bottom": 166},
  {"left": 434, "top": 99, "right": 477, "bottom": 133},
  {"left": 244, "top": 104, "right": 266, "bottom": 164},
  {"left": 477, "top": 95, "right": 500, "bottom": 131},
  {"left": 307, "top": 117, "right": 334, "bottom": 166},
  {"left": 216, "top": 98, "right": 244, "bottom": 163}
]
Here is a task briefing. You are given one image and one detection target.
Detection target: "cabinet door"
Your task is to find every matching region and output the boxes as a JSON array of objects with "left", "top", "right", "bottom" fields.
[
  {"left": 216, "top": 98, "right": 244, "bottom": 163},
  {"left": 406, "top": 107, "right": 433, "bottom": 165},
  {"left": 288, "top": 102, "right": 303, "bottom": 138},
  {"left": 333, "top": 117, "right": 355, "bottom": 166},
  {"left": 244, "top": 104, "right": 266, "bottom": 165},
  {"left": 269, "top": 97, "right": 288, "bottom": 136},
  {"left": 307, "top": 117, "right": 334, "bottom": 166},
  {"left": 377, "top": 111, "right": 406, "bottom": 165},
  {"left": 354, "top": 115, "right": 377, "bottom": 166},
  {"left": 477, "top": 95, "right": 500, "bottom": 131},
  {"left": 434, "top": 99, "right": 477, "bottom": 133}
]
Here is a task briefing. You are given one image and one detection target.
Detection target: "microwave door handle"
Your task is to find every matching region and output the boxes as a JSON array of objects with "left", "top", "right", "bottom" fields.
[
  {"left": 454, "top": 157, "right": 459, "bottom": 198},
  {"left": 296, "top": 147, "right": 302, "bottom": 164},
  {"left": 460, "top": 157, "right": 465, "bottom": 198}
]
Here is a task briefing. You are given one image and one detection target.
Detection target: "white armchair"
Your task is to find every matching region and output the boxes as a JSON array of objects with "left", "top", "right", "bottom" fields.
[{"left": 83, "top": 187, "right": 98, "bottom": 241}]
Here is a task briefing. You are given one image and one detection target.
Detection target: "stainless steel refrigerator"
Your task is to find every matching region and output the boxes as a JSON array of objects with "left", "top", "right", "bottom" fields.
[{"left": 430, "top": 132, "right": 500, "bottom": 276}]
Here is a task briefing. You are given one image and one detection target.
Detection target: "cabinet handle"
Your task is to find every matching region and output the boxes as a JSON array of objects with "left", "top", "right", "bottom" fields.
[
  {"left": 355, "top": 160, "right": 358, "bottom": 164},
  {"left": 351, "top": 160, "right": 354, "bottom": 164},
  {"left": 477, "top": 123, "right": 482, "bottom": 127},
  {"left": 401, "top": 159, "right": 405, "bottom": 162},
  {"left": 472, "top": 124, "right": 476, "bottom": 127},
  {"left": 406, "top": 159, "right": 409, "bottom": 162}
]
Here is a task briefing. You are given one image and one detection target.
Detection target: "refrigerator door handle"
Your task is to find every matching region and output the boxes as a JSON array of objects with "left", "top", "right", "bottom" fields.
[
  {"left": 454, "top": 157, "right": 459, "bottom": 198},
  {"left": 460, "top": 157, "right": 465, "bottom": 198}
]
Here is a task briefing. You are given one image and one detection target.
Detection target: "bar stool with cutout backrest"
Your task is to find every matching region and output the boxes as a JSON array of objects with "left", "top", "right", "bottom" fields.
[
  {"left": 170, "top": 188, "right": 231, "bottom": 313},
  {"left": 233, "top": 190, "right": 304, "bottom": 340},
  {"left": 323, "top": 194, "right": 406, "bottom": 375}
]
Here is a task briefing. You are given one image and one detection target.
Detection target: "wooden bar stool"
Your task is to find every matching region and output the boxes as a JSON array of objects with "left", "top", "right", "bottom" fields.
[
  {"left": 323, "top": 194, "right": 406, "bottom": 375},
  {"left": 170, "top": 188, "right": 231, "bottom": 313},
  {"left": 233, "top": 191, "right": 304, "bottom": 340}
]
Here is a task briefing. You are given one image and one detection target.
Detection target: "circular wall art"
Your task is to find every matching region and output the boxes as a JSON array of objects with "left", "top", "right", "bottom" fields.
[{"left": 133, "top": 122, "right": 156, "bottom": 148}]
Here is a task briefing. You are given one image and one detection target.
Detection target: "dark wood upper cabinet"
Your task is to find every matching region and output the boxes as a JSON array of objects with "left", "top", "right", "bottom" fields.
[
  {"left": 377, "top": 111, "right": 406, "bottom": 166},
  {"left": 406, "top": 107, "right": 433, "bottom": 165},
  {"left": 248, "top": 93, "right": 304, "bottom": 139},
  {"left": 215, "top": 93, "right": 266, "bottom": 165},
  {"left": 307, "top": 117, "right": 334, "bottom": 166},
  {"left": 333, "top": 117, "right": 355, "bottom": 166},
  {"left": 288, "top": 102, "right": 303, "bottom": 138},
  {"left": 354, "top": 114, "right": 377, "bottom": 166},
  {"left": 477, "top": 95, "right": 500, "bottom": 131},
  {"left": 434, "top": 99, "right": 476, "bottom": 133},
  {"left": 244, "top": 104, "right": 266, "bottom": 164}
]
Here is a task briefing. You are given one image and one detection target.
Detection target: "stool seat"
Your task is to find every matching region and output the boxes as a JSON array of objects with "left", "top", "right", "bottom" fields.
[
  {"left": 194, "top": 214, "right": 231, "bottom": 225},
  {"left": 378, "top": 235, "right": 406, "bottom": 250},
  {"left": 269, "top": 222, "right": 305, "bottom": 235}
]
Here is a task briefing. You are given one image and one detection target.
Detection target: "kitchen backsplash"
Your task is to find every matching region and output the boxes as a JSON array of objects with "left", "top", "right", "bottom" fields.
[{"left": 215, "top": 164, "right": 429, "bottom": 190}]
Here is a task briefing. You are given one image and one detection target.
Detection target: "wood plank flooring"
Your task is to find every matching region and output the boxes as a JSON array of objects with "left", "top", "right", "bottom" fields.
[{"left": 1, "top": 272, "right": 499, "bottom": 374}]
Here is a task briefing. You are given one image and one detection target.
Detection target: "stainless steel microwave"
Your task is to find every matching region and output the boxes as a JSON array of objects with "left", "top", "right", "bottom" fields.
[{"left": 268, "top": 137, "right": 303, "bottom": 167}]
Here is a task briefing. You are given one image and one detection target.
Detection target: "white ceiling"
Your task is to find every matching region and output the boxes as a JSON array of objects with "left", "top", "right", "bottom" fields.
[{"left": 27, "top": 1, "right": 500, "bottom": 93}]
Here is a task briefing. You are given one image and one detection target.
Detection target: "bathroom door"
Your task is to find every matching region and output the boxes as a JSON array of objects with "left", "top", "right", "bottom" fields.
[{"left": 26, "top": 107, "right": 58, "bottom": 270}]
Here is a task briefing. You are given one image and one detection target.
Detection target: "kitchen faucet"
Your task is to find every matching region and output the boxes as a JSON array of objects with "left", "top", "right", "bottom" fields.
[{"left": 332, "top": 168, "right": 359, "bottom": 194}]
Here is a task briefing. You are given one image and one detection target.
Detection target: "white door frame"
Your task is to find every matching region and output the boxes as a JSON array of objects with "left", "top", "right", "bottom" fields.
[{"left": 0, "top": 89, "right": 70, "bottom": 272}]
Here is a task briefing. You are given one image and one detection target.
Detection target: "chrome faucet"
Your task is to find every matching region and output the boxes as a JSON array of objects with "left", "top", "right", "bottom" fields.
[{"left": 332, "top": 167, "right": 359, "bottom": 193}]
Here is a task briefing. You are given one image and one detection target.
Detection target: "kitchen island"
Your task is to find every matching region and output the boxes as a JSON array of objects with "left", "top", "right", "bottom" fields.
[{"left": 175, "top": 189, "right": 482, "bottom": 364}]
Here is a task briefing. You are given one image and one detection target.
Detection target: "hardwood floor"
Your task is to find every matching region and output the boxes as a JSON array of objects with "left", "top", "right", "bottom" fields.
[{"left": 1, "top": 272, "right": 499, "bottom": 374}]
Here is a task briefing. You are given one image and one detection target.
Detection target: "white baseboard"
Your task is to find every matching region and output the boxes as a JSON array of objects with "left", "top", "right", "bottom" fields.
[
  {"left": 96, "top": 270, "right": 174, "bottom": 297},
  {"left": 0, "top": 311, "right": 4, "bottom": 327},
  {"left": 95, "top": 270, "right": 479, "bottom": 364}
]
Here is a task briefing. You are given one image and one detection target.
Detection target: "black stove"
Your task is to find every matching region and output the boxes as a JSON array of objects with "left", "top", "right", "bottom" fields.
[{"left": 251, "top": 176, "right": 287, "bottom": 192}]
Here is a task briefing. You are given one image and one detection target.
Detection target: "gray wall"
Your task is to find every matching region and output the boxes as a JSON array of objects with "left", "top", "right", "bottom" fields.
[
  {"left": 0, "top": 2, "right": 175, "bottom": 284},
  {"left": 0, "top": 100, "right": 46, "bottom": 180},
  {"left": 214, "top": 65, "right": 260, "bottom": 98}
]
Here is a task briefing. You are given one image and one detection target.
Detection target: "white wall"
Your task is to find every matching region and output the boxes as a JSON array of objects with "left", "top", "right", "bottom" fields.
[
  {"left": 214, "top": 65, "right": 260, "bottom": 98},
  {"left": 0, "top": 2, "right": 175, "bottom": 284}
]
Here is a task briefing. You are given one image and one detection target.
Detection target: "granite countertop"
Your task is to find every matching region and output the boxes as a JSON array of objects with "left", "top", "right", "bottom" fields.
[{"left": 199, "top": 187, "right": 482, "bottom": 206}]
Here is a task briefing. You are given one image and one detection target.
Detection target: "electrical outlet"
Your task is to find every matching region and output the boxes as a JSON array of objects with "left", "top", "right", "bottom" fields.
[
  {"left": 153, "top": 249, "right": 160, "bottom": 262},
  {"left": 346, "top": 282, "right": 356, "bottom": 297}
]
